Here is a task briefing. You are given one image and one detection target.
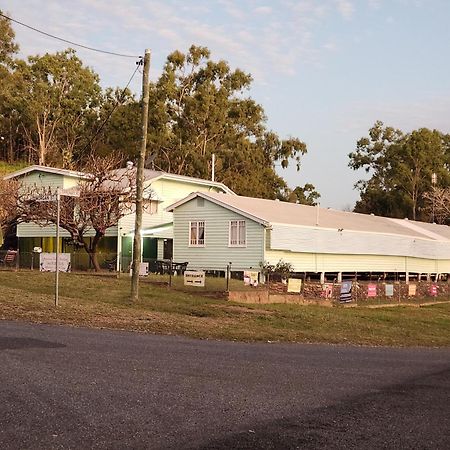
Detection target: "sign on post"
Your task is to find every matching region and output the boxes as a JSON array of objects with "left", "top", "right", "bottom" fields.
[
  {"left": 39, "top": 253, "right": 71, "bottom": 272},
  {"left": 184, "top": 270, "right": 205, "bottom": 287}
]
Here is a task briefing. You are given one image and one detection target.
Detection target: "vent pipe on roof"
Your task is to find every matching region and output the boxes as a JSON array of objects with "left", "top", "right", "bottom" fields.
[
  {"left": 211, "top": 154, "right": 215, "bottom": 182},
  {"left": 126, "top": 161, "right": 133, "bottom": 169},
  {"left": 316, "top": 203, "right": 320, "bottom": 226}
]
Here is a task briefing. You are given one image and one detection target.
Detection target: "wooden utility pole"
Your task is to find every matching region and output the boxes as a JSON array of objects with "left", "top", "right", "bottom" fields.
[{"left": 131, "top": 49, "right": 151, "bottom": 301}]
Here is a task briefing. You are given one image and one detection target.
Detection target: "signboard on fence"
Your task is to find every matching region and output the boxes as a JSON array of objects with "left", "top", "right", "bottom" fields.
[
  {"left": 39, "top": 253, "right": 71, "bottom": 272},
  {"left": 184, "top": 270, "right": 205, "bottom": 287},
  {"left": 287, "top": 278, "right": 302, "bottom": 293},
  {"left": 385, "top": 284, "right": 394, "bottom": 297},
  {"left": 367, "top": 284, "right": 377, "bottom": 297},
  {"left": 321, "top": 283, "right": 333, "bottom": 298},
  {"left": 430, "top": 284, "right": 438, "bottom": 297},
  {"left": 408, "top": 284, "right": 417, "bottom": 296},
  {"left": 340, "top": 281, "right": 352, "bottom": 303},
  {"left": 244, "top": 271, "right": 259, "bottom": 287}
]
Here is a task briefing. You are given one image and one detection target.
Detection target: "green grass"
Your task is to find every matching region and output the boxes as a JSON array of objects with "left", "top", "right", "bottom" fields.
[{"left": 0, "top": 271, "right": 449, "bottom": 347}]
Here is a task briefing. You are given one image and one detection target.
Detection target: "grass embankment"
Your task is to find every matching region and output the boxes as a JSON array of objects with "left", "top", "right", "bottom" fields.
[{"left": 0, "top": 271, "right": 449, "bottom": 347}]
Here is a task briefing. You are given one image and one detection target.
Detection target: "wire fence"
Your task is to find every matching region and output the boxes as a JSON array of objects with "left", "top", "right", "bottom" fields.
[{"left": 1, "top": 250, "right": 449, "bottom": 303}]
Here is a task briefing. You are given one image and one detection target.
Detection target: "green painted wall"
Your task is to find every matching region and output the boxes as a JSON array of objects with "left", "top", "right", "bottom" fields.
[{"left": 172, "top": 197, "right": 264, "bottom": 270}]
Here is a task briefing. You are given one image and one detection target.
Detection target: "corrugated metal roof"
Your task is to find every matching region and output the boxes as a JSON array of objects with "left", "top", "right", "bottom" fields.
[{"left": 184, "top": 192, "right": 450, "bottom": 242}]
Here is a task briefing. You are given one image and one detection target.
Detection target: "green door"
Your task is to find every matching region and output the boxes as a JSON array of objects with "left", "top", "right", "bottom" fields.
[
  {"left": 121, "top": 236, "right": 133, "bottom": 270},
  {"left": 143, "top": 237, "right": 157, "bottom": 261}
]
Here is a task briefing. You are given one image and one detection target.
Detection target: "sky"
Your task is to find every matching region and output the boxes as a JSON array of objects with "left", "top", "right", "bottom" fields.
[{"left": 2, "top": 0, "right": 450, "bottom": 209}]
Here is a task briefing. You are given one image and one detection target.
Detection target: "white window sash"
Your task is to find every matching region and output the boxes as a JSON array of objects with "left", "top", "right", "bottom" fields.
[{"left": 229, "top": 220, "right": 246, "bottom": 247}]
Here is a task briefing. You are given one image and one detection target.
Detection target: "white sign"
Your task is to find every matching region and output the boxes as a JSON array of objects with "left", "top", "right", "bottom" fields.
[
  {"left": 39, "top": 253, "right": 71, "bottom": 272},
  {"left": 287, "top": 278, "right": 302, "bottom": 293},
  {"left": 244, "top": 271, "right": 259, "bottom": 287},
  {"left": 129, "top": 262, "right": 149, "bottom": 277},
  {"left": 139, "top": 262, "right": 149, "bottom": 276},
  {"left": 184, "top": 270, "right": 205, "bottom": 287}
]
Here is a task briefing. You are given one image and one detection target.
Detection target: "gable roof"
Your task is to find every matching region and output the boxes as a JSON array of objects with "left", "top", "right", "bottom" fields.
[
  {"left": 4, "top": 165, "right": 235, "bottom": 195},
  {"left": 112, "top": 168, "right": 235, "bottom": 194},
  {"left": 3, "top": 165, "right": 88, "bottom": 180},
  {"left": 167, "top": 191, "right": 450, "bottom": 241}
]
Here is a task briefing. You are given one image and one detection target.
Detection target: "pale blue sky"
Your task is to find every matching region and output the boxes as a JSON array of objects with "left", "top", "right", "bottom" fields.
[{"left": 2, "top": 0, "right": 450, "bottom": 208}]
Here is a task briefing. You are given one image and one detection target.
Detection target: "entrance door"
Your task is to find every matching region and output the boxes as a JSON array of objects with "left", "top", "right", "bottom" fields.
[
  {"left": 143, "top": 237, "right": 157, "bottom": 260},
  {"left": 163, "top": 239, "right": 173, "bottom": 259}
]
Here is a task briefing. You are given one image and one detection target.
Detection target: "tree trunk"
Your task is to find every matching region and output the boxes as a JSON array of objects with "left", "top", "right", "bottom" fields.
[{"left": 77, "top": 232, "right": 103, "bottom": 272}]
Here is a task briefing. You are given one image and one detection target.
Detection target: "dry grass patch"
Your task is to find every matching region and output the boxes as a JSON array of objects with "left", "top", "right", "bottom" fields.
[{"left": 0, "top": 271, "right": 449, "bottom": 346}]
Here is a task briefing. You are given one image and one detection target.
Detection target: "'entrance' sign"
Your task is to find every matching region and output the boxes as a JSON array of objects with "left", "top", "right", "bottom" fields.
[{"left": 184, "top": 270, "right": 205, "bottom": 287}]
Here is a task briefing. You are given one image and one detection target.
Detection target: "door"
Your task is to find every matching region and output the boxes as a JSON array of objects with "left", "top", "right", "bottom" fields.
[{"left": 163, "top": 239, "right": 173, "bottom": 260}]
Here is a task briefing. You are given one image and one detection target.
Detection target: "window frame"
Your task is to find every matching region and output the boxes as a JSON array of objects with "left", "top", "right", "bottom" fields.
[
  {"left": 228, "top": 219, "right": 247, "bottom": 247},
  {"left": 189, "top": 220, "right": 205, "bottom": 247}
]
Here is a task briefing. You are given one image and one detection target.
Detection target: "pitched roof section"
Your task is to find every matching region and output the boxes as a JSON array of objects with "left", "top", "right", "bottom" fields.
[
  {"left": 3, "top": 165, "right": 89, "bottom": 180},
  {"left": 112, "top": 168, "right": 235, "bottom": 194},
  {"left": 4, "top": 165, "right": 235, "bottom": 194},
  {"left": 167, "top": 191, "right": 450, "bottom": 241}
]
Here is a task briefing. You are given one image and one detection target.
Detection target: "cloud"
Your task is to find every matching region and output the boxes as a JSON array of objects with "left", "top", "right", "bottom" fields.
[
  {"left": 334, "top": 0, "right": 355, "bottom": 19},
  {"left": 2, "top": 0, "right": 366, "bottom": 89},
  {"left": 254, "top": 6, "right": 272, "bottom": 15},
  {"left": 338, "top": 95, "right": 450, "bottom": 136}
]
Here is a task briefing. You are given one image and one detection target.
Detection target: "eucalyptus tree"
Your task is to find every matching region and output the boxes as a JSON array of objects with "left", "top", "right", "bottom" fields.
[
  {"left": 147, "top": 45, "right": 308, "bottom": 198},
  {"left": 349, "top": 121, "right": 450, "bottom": 220}
]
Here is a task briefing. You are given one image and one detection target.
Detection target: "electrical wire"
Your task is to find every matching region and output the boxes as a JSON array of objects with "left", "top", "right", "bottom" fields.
[
  {"left": 77, "top": 60, "right": 142, "bottom": 159},
  {"left": 0, "top": 12, "right": 140, "bottom": 59}
]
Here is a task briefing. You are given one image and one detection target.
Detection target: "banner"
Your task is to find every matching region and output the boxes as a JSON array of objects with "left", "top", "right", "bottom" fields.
[
  {"left": 287, "top": 278, "right": 302, "bottom": 293},
  {"left": 408, "top": 284, "right": 417, "bottom": 296},
  {"left": 385, "top": 284, "right": 394, "bottom": 297},
  {"left": 321, "top": 283, "right": 333, "bottom": 298},
  {"left": 244, "top": 271, "right": 259, "bottom": 287},
  {"left": 430, "top": 285, "right": 438, "bottom": 297},
  {"left": 39, "top": 253, "right": 71, "bottom": 272},
  {"left": 367, "top": 284, "right": 377, "bottom": 297},
  {"left": 340, "top": 281, "right": 352, "bottom": 303}
]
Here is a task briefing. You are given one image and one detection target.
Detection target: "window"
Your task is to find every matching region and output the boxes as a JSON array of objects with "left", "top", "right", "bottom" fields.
[
  {"left": 229, "top": 220, "right": 246, "bottom": 247},
  {"left": 189, "top": 221, "right": 205, "bottom": 246}
]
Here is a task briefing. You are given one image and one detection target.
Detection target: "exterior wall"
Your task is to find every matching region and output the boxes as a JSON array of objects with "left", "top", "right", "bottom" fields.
[
  {"left": 172, "top": 198, "right": 265, "bottom": 270},
  {"left": 265, "top": 250, "right": 449, "bottom": 274},
  {"left": 17, "top": 171, "right": 66, "bottom": 238},
  {"left": 270, "top": 223, "right": 450, "bottom": 260},
  {"left": 16, "top": 170, "right": 117, "bottom": 238}
]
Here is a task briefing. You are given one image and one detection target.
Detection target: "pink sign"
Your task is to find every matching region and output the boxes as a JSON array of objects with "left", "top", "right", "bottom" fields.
[
  {"left": 430, "top": 285, "right": 438, "bottom": 297},
  {"left": 367, "top": 284, "right": 377, "bottom": 297}
]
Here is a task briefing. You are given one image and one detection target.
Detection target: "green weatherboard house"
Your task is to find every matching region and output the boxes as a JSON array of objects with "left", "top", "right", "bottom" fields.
[{"left": 4, "top": 165, "right": 234, "bottom": 270}]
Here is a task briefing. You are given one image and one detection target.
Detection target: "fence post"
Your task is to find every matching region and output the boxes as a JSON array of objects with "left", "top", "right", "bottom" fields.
[
  {"left": 15, "top": 249, "right": 19, "bottom": 272},
  {"left": 169, "top": 258, "right": 173, "bottom": 288},
  {"left": 226, "top": 263, "right": 232, "bottom": 291}
]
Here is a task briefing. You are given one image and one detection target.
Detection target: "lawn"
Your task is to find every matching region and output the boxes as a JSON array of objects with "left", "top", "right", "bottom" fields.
[{"left": 0, "top": 271, "right": 449, "bottom": 347}]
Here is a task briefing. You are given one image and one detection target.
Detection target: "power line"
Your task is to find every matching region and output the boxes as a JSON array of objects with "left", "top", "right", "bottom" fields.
[
  {"left": 0, "top": 12, "right": 140, "bottom": 59},
  {"left": 77, "top": 60, "right": 143, "bottom": 159}
]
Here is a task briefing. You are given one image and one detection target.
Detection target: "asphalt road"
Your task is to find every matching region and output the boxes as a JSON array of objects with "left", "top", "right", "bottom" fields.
[{"left": 1, "top": 321, "right": 449, "bottom": 449}]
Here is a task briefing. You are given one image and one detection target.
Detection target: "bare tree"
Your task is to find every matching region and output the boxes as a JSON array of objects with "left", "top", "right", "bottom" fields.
[
  {"left": 423, "top": 187, "right": 450, "bottom": 224},
  {"left": 25, "top": 154, "right": 148, "bottom": 271}
]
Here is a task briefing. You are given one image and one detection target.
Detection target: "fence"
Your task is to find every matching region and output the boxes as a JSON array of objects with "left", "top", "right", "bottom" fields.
[{"left": 1, "top": 253, "right": 449, "bottom": 304}]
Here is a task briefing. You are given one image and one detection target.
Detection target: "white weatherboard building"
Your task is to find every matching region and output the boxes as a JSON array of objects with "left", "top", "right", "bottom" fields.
[
  {"left": 167, "top": 191, "right": 450, "bottom": 281},
  {"left": 4, "top": 165, "right": 234, "bottom": 268}
]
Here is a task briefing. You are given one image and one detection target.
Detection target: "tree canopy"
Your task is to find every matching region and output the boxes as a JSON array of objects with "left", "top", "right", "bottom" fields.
[
  {"left": 144, "top": 45, "right": 309, "bottom": 199},
  {"left": 0, "top": 13, "right": 315, "bottom": 202},
  {"left": 349, "top": 121, "right": 450, "bottom": 221}
]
